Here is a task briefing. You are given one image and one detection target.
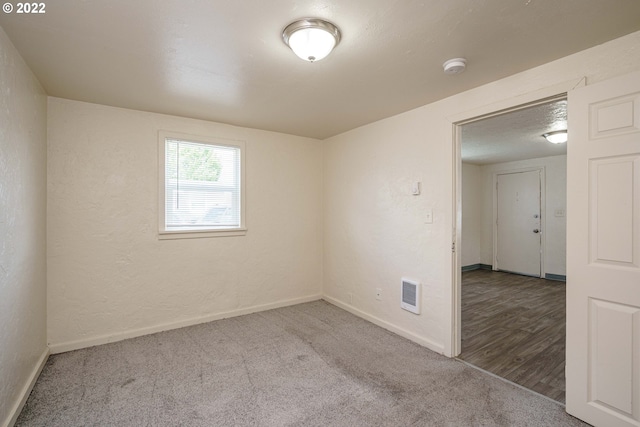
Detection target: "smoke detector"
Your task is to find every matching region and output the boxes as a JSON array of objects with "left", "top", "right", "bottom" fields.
[{"left": 443, "top": 58, "right": 467, "bottom": 75}]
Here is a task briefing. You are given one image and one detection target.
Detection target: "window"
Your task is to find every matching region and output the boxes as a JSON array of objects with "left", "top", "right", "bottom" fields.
[{"left": 159, "top": 131, "right": 246, "bottom": 239}]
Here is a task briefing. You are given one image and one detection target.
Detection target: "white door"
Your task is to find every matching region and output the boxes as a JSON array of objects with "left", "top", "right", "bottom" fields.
[
  {"left": 496, "top": 170, "right": 542, "bottom": 277},
  {"left": 566, "top": 71, "right": 640, "bottom": 427}
]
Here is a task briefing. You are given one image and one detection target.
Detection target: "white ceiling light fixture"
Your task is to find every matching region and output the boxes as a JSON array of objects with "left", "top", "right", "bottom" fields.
[
  {"left": 443, "top": 58, "right": 467, "bottom": 74},
  {"left": 542, "top": 130, "right": 568, "bottom": 144},
  {"left": 282, "top": 18, "right": 341, "bottom": 62}
]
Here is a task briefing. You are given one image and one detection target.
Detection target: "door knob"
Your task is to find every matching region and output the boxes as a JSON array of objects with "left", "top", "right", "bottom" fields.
[{"left": 533, "top": 229, "right": 540, "bottom": 233}]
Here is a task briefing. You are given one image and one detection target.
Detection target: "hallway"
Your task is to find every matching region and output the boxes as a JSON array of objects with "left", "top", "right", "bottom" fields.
[{"left": 459, "top": 269, "right": 566, "bottom": 402}]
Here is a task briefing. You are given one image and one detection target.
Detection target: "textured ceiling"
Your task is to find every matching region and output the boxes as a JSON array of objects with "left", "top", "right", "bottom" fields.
[
  {"left": 462, "top": 99, "right": 567, "bottom": 165},
  {"left": 1, "top": 0, "right": 639, "bottom": 139}
]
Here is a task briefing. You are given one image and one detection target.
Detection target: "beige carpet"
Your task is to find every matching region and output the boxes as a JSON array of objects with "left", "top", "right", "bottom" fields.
[{"left": 16, "top": 301, "right": 587, "bottom": 426}]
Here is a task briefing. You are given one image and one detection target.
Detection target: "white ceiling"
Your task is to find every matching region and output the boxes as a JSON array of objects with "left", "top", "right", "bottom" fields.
[
  {"left": 1, "top": 1, "right": 639, "bottom": 139},
  {"left": 461, "top": 99, "right": 567, "bottom": 165}
]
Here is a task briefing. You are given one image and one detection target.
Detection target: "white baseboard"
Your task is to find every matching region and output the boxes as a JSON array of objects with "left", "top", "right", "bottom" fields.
[
  {"left": 49, "top": 294, "right": 323, "bottom": 354},
  {"left": 322, "top": 295, "right": 445, "bottom": 355},
  {"left": 3, "top": 347, "right": 49, "bottom": 427}
]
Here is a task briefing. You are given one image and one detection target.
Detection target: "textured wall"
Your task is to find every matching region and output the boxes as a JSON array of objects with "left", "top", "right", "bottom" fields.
[
  {"left": 0, "top": 27, "right": 47, "bottom": 426},
  {"left": 323, "top": 105, "right": 451, "bottom": 352},
  {"left": 461, "top": 163, "right": 482, "bottom": 267},
  {"left": 323, "top": 31, "right": 640, "bottom": 356},
  {"left": 47, "top": 99, "right": 323, "bottom": 350},
  {"left": 478, "top": 155, "right": 567, "bottom": 276}
]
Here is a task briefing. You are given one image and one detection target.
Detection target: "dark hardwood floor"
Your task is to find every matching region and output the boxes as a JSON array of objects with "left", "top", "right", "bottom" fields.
[{"left": 459, "top": 269, "right": 566, "bottom": 403}]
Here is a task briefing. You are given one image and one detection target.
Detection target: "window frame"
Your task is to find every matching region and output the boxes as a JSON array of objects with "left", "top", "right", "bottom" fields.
[{"left": 158, "top": 131, "right": 246, "bottom": 239}]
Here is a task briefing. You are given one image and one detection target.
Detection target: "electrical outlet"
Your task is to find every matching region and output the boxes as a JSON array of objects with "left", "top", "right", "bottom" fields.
[{"left": 375, "top": 288, "right": 382, "bottom": 300}]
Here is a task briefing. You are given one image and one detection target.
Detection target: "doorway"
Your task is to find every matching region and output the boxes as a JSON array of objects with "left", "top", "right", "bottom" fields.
[{"left": 454, "top": 97, "right": 568, "bottom": 402}]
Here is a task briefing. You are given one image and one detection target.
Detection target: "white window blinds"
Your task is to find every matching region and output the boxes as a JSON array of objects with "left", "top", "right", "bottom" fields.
[{"left": 164, "top": 138, "right": 241, "bottom": 231}]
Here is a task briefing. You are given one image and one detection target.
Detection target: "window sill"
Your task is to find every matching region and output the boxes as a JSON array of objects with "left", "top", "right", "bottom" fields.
[{"left": 158, "top": 228, "right": 247, "bottom": 240}]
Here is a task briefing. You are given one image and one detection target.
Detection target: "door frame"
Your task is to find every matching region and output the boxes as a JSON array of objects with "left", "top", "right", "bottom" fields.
[
  {"left": 448, "top": 79, "right": 582, "bottom": 357},
  {"left": 493, "top": 167, "right": 545, "bottom": 277}
]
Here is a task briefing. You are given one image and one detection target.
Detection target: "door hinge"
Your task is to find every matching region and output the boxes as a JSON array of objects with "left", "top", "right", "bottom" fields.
[{"left": 452, "top": 242, "right": 456, "bottom": 252}]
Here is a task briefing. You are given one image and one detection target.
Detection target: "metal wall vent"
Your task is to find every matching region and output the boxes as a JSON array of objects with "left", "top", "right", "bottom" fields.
[{"left": 401, "top": 278, "right": 421, "bottom": 314}]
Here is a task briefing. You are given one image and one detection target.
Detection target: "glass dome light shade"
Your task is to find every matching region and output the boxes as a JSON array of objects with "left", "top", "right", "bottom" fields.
[
  {"left": 283, "top": 19, "right": 341, "bottom": 62},
  {"left": 288, "top": 27, "right": 336, "bottom": 62},
  {"left": 542, "top": 130, "right": 568, "bottom": 144}
]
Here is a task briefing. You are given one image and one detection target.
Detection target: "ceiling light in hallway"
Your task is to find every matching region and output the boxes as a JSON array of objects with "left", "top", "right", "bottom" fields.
[{"left": 542, "top": 130, "right": 568, "bottom": 144}]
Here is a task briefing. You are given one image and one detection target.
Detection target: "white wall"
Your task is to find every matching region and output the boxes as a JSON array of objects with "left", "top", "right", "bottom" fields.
[
  {"left": 47, "top": 98, "right": 323, "bottom": 351},
  {"left": 461, "top": 163, "right": 482, "bottom": 267},
  {"left": 323, "top": 31, "right": 640, "bottom": 356},
  {"left": 0, "top": 28, "right": 48, "bottom": 426},
  {"left": 477, "top": 155, "right": 567, "bottom": 276}
]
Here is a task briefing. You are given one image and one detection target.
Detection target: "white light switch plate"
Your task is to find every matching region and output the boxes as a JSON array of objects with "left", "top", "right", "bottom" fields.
[{"left": 425, "top": 209, "right": 433, "bottom": 224}]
